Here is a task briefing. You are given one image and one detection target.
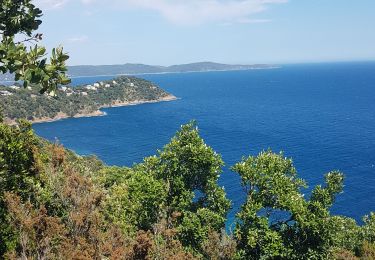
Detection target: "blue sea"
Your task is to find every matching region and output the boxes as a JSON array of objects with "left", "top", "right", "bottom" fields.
[{"left": 33, "top": 62, "right": 375, "bottom": 226}]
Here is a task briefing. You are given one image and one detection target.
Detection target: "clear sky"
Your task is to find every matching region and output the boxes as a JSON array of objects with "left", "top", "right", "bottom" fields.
[{"left": 34, "top": 0, "right": 375, "bottom": 66}]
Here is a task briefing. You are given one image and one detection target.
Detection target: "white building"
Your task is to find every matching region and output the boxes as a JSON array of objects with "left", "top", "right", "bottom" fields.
[
  {"left": 85, "top": 85, "right": 97, "bottom": 91},
  {"left": 61, "top": 86, "right": 67, "bottom": 92},
  {"left": 81, "top": 92, "right": 88, "bottom": 96},
  {"left": 94, "top": 83, "right": 100, "bottom": 88},
  {"left": 0, "top": 90, "right": 13, "bottom": 96},
  {"left": 9, "top": 85, "right": 20, "bottom": 90},
  {"left": 105, "top": 84, "right": 111, "bottom": 88}
]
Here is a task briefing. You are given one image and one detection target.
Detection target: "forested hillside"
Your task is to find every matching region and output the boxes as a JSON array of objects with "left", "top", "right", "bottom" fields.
[{"left": 0, "top": 76, "right": 175, "bottom": 124}]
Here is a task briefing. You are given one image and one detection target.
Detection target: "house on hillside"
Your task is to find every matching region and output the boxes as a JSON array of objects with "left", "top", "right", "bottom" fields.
[
  {"left": 85, "top": 85, "right": 97, "bottom": 91},
  {"left": 0, "top": 90, "right": 13, "bottom": 96}
]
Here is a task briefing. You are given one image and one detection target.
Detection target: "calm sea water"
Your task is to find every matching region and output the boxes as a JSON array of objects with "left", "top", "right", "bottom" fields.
[{"left": 33, "top": 62, "right": 375, "bottom": 226}]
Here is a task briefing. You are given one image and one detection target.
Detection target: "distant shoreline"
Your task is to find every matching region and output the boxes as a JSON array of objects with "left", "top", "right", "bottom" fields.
[
  {"left": 0, "top": 67, "right": 280, "bottom": 85},
  {"left": 5, "top": 94, "right": 178, "bottom": 125},
  {"left": 67, "top": 66, "right": 281, "bottom": 79}
]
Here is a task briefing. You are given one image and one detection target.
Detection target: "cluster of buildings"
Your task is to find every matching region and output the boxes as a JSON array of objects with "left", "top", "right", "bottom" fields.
[
  {"left": 55, "top": 80, "right": 122, "bottom": 97},
  {"left": 84, "top": 81, "right": 113, "bottom": 91},
  {"left": 0, "top": 85, "right": 22, "bottom": 96},
  {"left": 1, "top": 79, "right": 131, "bottom": 98},
  {"left": 0, "top": 84, "right": 37, "bottom": 96},
  {"left": 58, "top": 86, "right": 76, "bottom": 97},
  {"left": 0, "top": 90, "right": 13, "bottom": 96},
  {"left": 9, "top": 85, "right": 20, "bottom": 90}
]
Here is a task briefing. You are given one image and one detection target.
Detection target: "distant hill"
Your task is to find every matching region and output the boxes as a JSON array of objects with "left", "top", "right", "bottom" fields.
[
  {"left": 66, "top": 62, "right": 278, "bottom": 77},
  {"left": 0, "top": 62, "right": 278, "bottom": 81}
]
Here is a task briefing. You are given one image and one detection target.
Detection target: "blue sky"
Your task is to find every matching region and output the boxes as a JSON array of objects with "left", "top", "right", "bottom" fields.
[{"left": 34, "top": 0, "right": 375, "bottom": 66}]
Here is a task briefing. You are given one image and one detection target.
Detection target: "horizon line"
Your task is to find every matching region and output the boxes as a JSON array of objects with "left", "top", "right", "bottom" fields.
[{"left": 66, "top": 59, "right": 375, "bottom": 67}]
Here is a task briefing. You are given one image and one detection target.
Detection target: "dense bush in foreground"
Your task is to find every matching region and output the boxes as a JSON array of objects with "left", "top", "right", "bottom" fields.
[{"left": 0, "top": 119, "right": 374, "bottom": 259}]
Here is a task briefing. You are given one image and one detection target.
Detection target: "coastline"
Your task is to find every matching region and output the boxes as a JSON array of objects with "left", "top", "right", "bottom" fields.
[
  {"left": 0, "top": 67, "right": 281, "bottom": 84},
  {"left": 99, "top": 94, "right": 177, "bottom": 109},
  {"left": 5, "top": 94, "right": 177, "bottom": 125},
  {"left": 67, "top": 66, "right": 281, "bottom": 79}
]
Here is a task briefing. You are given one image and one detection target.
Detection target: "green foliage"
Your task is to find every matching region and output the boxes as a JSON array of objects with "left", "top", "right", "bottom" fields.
[
  {"left": 1, "top": 120, "right": 375, "bottom": 259},
  {"left": 0, "top": 0, "right": 70, "bottom": 92},
  {"left": 0, "top": 76, "right": 172, "bottom": 122},
  {"left": 103, "top": 167, "right": 167, "bottom": 232},
  {"left": 0, "top": 0, "right": 42, "bottom": 37},
  {"left": 137, "top": 121, "right": 231, "bottom": 254},
  {"left": 0, "top": 120, "right": 40, "bottom": 255},
  {"left": 0, "top": 120, "right": 38, "bottom": 199},
  {"left": 330, "top": 216, "right": 361, "bottom": 253},
  {"left": 361, "top": 213, "right": 375, "bottom": 243},
  {"left": 158, "top": 121, "right": 231, "bottom": 217},
  {"left": 232, "top": 150, "right": 356, "bottom": 259}
]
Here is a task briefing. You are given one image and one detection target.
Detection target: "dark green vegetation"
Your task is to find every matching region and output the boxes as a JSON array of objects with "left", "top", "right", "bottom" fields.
[
  {"left": 0, "top": 76, "right": 175, "bottom": 123},
  {"left": 0, "top": 0, "right": 70, "bottom": 92},
  {"left": 0, "top": 120, "right": 375, "bottom": 259}
]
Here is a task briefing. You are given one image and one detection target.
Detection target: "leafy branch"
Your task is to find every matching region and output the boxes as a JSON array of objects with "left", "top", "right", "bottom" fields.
[{"left": 0, "top": 0, "right": 70, "bottom": 93}]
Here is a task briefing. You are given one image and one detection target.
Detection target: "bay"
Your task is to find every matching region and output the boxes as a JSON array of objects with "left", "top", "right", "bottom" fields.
[{"left": 33, "top": 62, "right": 375, "bottom": 226}]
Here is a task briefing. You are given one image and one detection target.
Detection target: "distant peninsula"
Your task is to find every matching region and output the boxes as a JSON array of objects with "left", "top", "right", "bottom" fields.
[
  {"left": 0, "top": 76, "right": 176, "bottom": 124},
  {"left": 0, "top": 62, "right": 279, "bottom": 81},
  {"left": 67, "top": 62, "right": 279, "bottom": 77}
]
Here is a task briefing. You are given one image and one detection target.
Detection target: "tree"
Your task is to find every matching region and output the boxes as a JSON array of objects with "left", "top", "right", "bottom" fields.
[
  {"left": 232, "top": 150, "right": 349, "bottom": 259},
  {"left": 138, "top": 121, "right": 231, "bottom": 253},
  {"left": 3, "top": 192, "right": 67, "bottom": 260},
  {"left": 0, "top": 0, "right": 70, "bottom": 93},
  {"left": 103, "top": 167, "right": 168, "bottom": 233},
  {"left": 0, "top": 119, "right": 41, "bottom": 255}
]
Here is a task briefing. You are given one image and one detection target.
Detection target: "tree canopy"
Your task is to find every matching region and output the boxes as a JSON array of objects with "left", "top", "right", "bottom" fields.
[
  {"left": 0, "top": 0, "right": 70, "bottom": 93},
  {"left": 233, "top": 151, "right": 349, "bottom": 259},
  {"left": 1, "top": 121, "right": 375, "bottom": 259}
]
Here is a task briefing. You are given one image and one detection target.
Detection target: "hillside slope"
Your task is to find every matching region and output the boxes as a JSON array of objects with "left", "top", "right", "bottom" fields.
[{"left": 0, "top": 76, "right": 176, "bottom": 124}]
